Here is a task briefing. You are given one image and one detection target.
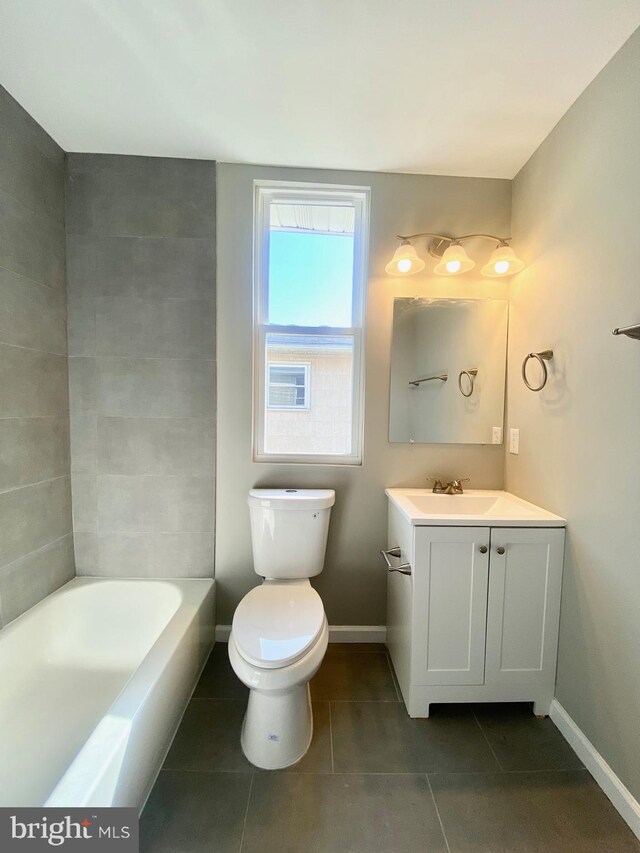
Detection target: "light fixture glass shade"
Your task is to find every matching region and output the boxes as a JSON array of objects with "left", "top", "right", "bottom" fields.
[
  {"left": 481, "top": 244, "right": 525, "bottom": 277},
  {"left": 385, "top": 241, "right": 426, "bottom": 276},
  {"left": 433, "top": 242, "right": 475, "bottom": 276}
]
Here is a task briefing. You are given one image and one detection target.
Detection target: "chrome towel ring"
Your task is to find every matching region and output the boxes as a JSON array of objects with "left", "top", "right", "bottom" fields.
[
  {"left": 458, "top": 368, "right": 478, "bottom": 397},
  {"left": 522, "top": 350, "right": 553, "bottom": 391}
]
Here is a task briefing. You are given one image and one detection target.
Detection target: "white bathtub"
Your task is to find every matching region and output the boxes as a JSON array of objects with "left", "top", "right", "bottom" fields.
[{"left": 0, "top": 577, "right": 214, "bottom": 809}]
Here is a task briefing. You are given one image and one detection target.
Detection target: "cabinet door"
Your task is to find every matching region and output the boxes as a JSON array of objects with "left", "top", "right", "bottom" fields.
[
  {"left": 485, "top": 528, "right": 565, "bottom": 688},
  {"left": 413, "top": 527, "right": 490, "bottom": 686}
]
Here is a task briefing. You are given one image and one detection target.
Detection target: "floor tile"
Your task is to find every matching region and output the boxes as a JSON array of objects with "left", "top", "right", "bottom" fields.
[
  {"left": 140, "top": 770, "right": 251, "bottom": 853},
  {"left": 430, "top": 769, "right": 640, "bottom": 852},
  {"left": 473, "top": 702, "right": 584, "bottom": 771},
  {"left": 331, "top": 702, "right": 500, "bottom": 773},
  {"left": 164, "top": 698, "right": 250, "bottom": 772},
  {"left": 241, "top": 773, "right": 448, "bottom": 853},
  {"left": 193, "top": 644, "right": 248, "bottom": 699},
  {"left": 310, "top": 651, "right": 398, "bottom": 701},
  {"left": 164, "top": 698, "right": 332, "bottom": 773}
]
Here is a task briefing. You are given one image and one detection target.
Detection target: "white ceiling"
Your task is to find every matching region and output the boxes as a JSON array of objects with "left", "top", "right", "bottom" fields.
[{"left": 1, "top": 0, "right": 639, "bottom": 178}]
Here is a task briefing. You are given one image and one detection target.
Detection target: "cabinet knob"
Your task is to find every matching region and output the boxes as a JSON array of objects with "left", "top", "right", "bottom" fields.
[
  {"left": 479, "top": 545, "right": 488, "bottom": 554},
  {"left": 496, "top": 546, "right": 506, "bottom": 555}
]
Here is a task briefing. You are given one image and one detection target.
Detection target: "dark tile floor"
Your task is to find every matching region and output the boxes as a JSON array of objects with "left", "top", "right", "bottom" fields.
[{"left": 141, "top": 644, "right": 640, "bottom": 852}]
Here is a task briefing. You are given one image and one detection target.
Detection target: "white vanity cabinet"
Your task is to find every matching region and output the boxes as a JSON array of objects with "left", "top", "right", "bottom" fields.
[{"left": 385, "top": 491, "right": 566, "bottom": 717}]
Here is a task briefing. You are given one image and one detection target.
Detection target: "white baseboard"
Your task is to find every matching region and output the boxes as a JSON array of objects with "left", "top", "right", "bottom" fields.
[
  {"left": 214, "top": 624, "right": 386, "bottom": 644},
  {"left": 328, "top": 625, "right": 386, "bottom": 643},
  {"left": 550, "top": 699, "right": 640, "bottom": 840},
  {"left": 215, "top": 625, "right": 231, "bottom": 642}
]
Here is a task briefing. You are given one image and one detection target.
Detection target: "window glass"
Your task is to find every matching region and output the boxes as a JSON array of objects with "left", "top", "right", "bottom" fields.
[
  {"left": 268, "top": 203, "right": 355, "bottom": 328},
  {"left": 254, "top": 183, "right": 369, "bottom": 463},
  {"left": 264, "top": 333, "right": 354, "bottom": 455}
]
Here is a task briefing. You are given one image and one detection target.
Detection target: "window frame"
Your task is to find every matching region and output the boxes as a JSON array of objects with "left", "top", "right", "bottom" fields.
[
  {"left": 266, "top": 361, "right": 310, "bottom": 411},
  {"left": 253, "top": 180, "right": 370, "bottom": 465}
]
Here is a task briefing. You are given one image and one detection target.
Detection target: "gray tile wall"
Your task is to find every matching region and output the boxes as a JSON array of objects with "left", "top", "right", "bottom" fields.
[
  {"left": 0, "top": 85, "right": 74, "bottom": 627},
  {"left": 65, "top": 154, "right": 216, "bottom": 578}
]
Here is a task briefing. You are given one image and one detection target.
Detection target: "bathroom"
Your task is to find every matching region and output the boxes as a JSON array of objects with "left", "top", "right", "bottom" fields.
[{"left": 0, "top": 2, "right": 639, "bottom": 851}]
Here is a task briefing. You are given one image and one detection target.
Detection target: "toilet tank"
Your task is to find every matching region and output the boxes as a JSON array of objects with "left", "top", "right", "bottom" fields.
[{"left": 247, "top": 489, "right": 335, "bottom": 578}]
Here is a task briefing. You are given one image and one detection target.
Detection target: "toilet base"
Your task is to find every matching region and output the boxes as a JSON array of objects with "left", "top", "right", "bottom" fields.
[{"left": 241, "top": 683, "right": 313, "bottom": 770}]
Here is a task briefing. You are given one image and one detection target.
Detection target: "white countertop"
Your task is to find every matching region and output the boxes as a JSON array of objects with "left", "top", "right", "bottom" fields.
[{"left": 385, "top": 488, "right": 566, "bottom": 527}]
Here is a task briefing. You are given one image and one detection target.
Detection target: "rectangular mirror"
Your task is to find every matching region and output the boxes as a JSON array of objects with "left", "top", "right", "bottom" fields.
[{"left": 389, "top": 298, "right": 508, "bottom": 444}]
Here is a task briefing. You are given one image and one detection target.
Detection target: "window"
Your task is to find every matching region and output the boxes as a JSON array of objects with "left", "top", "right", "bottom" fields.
[
  {"left": 254, "top": 181, "right": 369, "bottom": 463},
  {"left": 267, "top": 363, "right": 309, "bottom": 409}
]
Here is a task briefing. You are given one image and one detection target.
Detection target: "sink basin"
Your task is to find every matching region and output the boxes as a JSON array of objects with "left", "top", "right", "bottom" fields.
[
  {"left": 406, "top": 494, "right": 499, "bottom": 515},
  {"left": 386, "top": 489, "right": 565, "bottom": 527}
]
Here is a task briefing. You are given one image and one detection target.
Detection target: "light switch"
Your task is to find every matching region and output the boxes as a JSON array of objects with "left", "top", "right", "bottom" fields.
[
  {"left": 492, "top": 426, "right": 503, "bottom": 445},
  {"left": 509, "top": 428, "right": 520, "bottom": 455}
]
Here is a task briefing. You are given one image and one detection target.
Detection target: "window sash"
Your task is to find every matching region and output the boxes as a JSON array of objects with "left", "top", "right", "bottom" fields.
[
  {"left": 255, "top": 324, "right": 363, "bottom": 464},
  {"left": 253, "top": 181, "right": 369, "bottom": 465}
]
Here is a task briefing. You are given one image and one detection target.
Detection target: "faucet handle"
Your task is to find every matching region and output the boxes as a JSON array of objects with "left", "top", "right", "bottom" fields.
[
  {"left": 448, "top": 477, "right": 470, "bottom": 493},
  {"left": 427, "top": 477, "right": 446, "bottom": 493}
]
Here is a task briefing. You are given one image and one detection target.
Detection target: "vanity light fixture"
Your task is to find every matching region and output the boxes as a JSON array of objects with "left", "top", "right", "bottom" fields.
[
  {"left": 481, "top": 242, "right": 525, "bottom": 277},
  {"left": 384, "top": 240, "right": 426, "bottom": 275},
  {"left": 386, "top": 233, "right": 524, "bottom": 278},
  {"left": 433, "top": 242, "right": 475, "bottom": 276}
]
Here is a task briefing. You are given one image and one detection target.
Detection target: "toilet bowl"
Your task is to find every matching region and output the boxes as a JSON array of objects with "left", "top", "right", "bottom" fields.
[{"left": 228, "top": 489, "right": 335, "bottom": 769}]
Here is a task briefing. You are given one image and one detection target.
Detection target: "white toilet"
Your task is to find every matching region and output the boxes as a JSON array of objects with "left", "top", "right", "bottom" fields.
[{"left": 228, "top": 488, "right": 335, "bottom": 770}]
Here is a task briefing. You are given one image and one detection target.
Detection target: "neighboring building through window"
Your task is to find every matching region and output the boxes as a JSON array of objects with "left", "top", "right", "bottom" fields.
[
  {"left": 253, "top": 181, "right": 369, "bottom": 463},
  {"left": 267, "top": 363, "right": 309, "bottom": 409}
]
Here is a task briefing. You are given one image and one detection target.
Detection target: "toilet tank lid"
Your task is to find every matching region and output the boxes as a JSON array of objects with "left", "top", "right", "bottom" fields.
[{"left": 247, "top": 489, "right": 335, "bottom": 510}]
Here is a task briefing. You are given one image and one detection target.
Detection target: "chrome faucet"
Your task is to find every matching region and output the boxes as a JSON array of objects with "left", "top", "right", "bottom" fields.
[{"left": 428, "top": 477, "right": 470, "bottom": 494}]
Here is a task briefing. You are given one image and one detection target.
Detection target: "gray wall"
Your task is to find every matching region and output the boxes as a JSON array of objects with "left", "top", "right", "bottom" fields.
[
  {"left": 507, "top": 30, "right": 640, "bottom": 798},
  {"left": 66, "top": 154, "right": 216, "bottom": 578},
  {"left": 216, "top": 163, "right": 511, "bottom": 625},
  {"left": 0, "top": 85, "right": 73, "bottom": 626}
]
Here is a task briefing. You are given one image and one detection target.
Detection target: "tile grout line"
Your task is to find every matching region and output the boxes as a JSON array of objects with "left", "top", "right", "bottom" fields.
[
  {"left": 328, "top": 702, "right": 335, "bottom": 773},
  {"left": 0, "top": 473, "right": 69, "bottom": 496},
  {"left": 0, "top": 261, "right": 63, "bottom": 292},
  {"left": 472, "top": 708, "right": 504, "bottom": 771},
  {"left": 68, "top": 354, "right": 215, "bottom": 362},
  {"left": 426, "top": 774, "right": 452, "bottom": 853},
  {"left": 157, "top": 766, "right": 591, "bottom": 777},
  {"left": 238, "top": 772, "right": 254, "bottom": 853},
  {"left": 0, "top": 184, "right": 65, "bottom": 227},
  {"left": 0, "top": 416, "right": 69, "bottom": 421},
  {"left": 66, "top": 231, "right": 214, "bottom": 241},
  {"left": 0, "top": 533, "right": 72, "bottom": 570},
  {"left": 324, "top": 699, "right": 402, "bottom": 704},
  {"left": 0, "top": 341, "right": 68, "bottom": 358}
]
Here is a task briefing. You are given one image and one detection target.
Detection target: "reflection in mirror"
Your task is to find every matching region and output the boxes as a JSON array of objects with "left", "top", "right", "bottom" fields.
[{"left": 389, "top": 298, "right": 508, "bottom": 444}]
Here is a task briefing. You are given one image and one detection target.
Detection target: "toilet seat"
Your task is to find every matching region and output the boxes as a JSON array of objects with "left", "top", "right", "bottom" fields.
[{"left": 232, "top": 580, "right": 325, "bottom": 670}]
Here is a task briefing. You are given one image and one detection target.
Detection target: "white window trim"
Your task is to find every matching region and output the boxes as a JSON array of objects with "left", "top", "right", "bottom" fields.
[
  {"left": 253, "top": 180, "right": 370, "bottom": 465},
  {"left": 266, "top": 361, "right": 310, "bottom": 411}
]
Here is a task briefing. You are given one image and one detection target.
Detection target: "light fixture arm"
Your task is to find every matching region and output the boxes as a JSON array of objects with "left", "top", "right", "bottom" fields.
[{"left": 396, "top": 232, "right": 511, "bottom": 244}]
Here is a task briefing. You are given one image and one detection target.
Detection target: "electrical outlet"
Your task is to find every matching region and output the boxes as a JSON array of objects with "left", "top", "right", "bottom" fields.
[
  {"left": 509, "top": 428, "right": 520, "bottom": 455},
  {"left": 492, "top": 426, "right": 503, "bottom": 444}
]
